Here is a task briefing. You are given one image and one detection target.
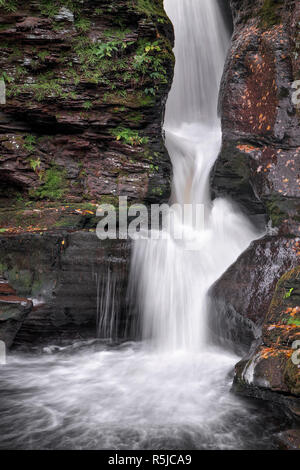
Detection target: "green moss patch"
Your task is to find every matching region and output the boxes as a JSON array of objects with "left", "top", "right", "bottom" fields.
[
  {"left": 259, "top": 0, "right": 284, "bottom": 28},
  {"left": 134, "top": 0, "right": 166, "bottom": 17}
]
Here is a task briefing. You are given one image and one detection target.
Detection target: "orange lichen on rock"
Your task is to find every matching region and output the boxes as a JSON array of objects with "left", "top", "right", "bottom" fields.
[
  {"left": 284, "top": 306, "right": 300, "bottom": 317},
  {"left": 259, "top": 346, "right": 293, "bottom": 360}
]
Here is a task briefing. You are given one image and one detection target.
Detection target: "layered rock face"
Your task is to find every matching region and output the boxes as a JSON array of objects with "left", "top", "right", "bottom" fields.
[
  {"left": 0, "top": 276, "right": 32, "bottom": 348},
  {"left": 0, "top": 0, "right": 174, "bottom": 346},
  {"left": 0, "top": 0, "right": 174, "bottom": 231},
  {"left": 234, "top": 266, "right": 300, "bottom": 415},
  {"left": 211, "top": 0, "right": 300, "bottom": 413},
  {"left": 0, "top": 232, "right": 132, "bottom": 347},
  {"left": 213, "top": 0, "right": 300, "bottom": 230}
]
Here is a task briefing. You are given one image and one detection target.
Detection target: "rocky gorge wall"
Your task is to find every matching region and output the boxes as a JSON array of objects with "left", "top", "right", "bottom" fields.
[
  {"left": 0, "top": 0, "right": 174, "bottom": 347},
  {"left": 0, "top": 232, "right": 134, "bottom": 348},
  {"left": 210, "top": 0, "right": 300, "bottom": 416}
]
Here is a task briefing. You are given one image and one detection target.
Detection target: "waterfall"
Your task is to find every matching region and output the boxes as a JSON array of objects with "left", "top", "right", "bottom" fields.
[
  {"left": 130, "top": 0, "right": 261, "bottom": 352},
  {"left": 164, "top": 0, "right": 228, "bottom": 126}
]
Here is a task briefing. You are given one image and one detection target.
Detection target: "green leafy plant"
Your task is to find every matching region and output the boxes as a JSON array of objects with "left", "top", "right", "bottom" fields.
[
  {"left": 23, "top": 135, "right": 36, "bottom": 152},
  {"left": 284, "top": 288, "right": 294, "bottom": 299},
  {"left": 38, "top": 51, "right": 50, "bottom": 62},
  {"left": 133, "top": 40, "right": 168, "bottom": 91},
  {"left": 75, "top": 18, "right": 91, "bottom": 32},
  {"left": 39, "top": 0, "right": 59, "bottom": 17},
  {"left": 15, "top": 66, "right": 26, "bottom": 79},
  {"left": 151, "top": 187, "right": 163, "bottom": 196},
  {"left": 0, "top": 0, "right": 17, "bottom": 12},
  {"left": 32, "top": 81, "right": 63, "bottom": 101},
  {"left": 1, "top": 71, "right": 13, "bottom": 83},
  {"left": 134, "top": 0, "right": 166, "bottom": 17},
  {"left": 145, "top": 87, "right": 155, "bottom": 96},
  {"left": 93, "top": 40, "right": 126, "bottom": 59},
  {"left": 29, "top": 157, "right": 41, "bottom": 173},
  {"left": 34, "top": 167, "right": 67, "bottom": 200},
  {"left": 149, "top": 164, "right": 159, "bottom": 172},
  {"left": 83, "top": 100, "right": 93, "bottom": 110},
  {"left": 110, "top": 127, "right": 148, "bottom": 146},
  {"left": 287, "top": 318, "right": 300, "bottom": 326},
  {"left": 103, "top": 28, "right": 133, "bottom": 41},
  {"left": 103, "top": 89, "right": 128, "bottom": 103}
]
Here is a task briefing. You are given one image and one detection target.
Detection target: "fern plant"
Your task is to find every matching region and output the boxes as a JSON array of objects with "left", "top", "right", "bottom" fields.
[
  {"left": 75, "top": 18, "right": 91, "bottom": 32},
  {"left": 29, "top": 157, "right": 41, "bottom": 173},
  {"left": 24, "top": 135, "right": 36, "bottom": 152}
]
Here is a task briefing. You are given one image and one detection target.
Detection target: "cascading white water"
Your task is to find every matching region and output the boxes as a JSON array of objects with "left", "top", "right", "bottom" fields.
[{"left": 130, "top": 0, "right": 260, "bottom": 352}]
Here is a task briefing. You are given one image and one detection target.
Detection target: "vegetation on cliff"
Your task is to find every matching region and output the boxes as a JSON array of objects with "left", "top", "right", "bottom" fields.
[{"left": 0, "top": 0, "right": 174, "bottom": 233}]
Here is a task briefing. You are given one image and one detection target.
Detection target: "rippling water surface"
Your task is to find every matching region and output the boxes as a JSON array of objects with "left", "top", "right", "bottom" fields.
[{"left": 0, "top": 341, "right": 287, "bottom": 450}]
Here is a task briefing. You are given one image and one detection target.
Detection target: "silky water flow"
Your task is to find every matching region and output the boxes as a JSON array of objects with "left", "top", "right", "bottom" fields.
[{"left": 0, "top": 0, "right": 287, "bottom": 450}]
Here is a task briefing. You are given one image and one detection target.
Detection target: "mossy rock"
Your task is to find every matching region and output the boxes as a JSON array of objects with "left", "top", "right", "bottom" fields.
[
  {"left": 284, "top": 358, "right": 300, "bottom": 396},
  {"left": 263, "top": 267, "right": 300, "bottom": 396},
  {"left": 263, "top": 196, "right": 300, "bottom": 229},
  {"left": 134, "top": 0, "right": 167, "bottom": 18},
  {"left": 259, "top": 0, "right": 284, "bottom": 28}
]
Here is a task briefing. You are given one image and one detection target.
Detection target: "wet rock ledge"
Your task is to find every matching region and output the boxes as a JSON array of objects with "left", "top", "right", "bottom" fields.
[{"left": 0, "top": 232, "right": 132, "bottom": 347}]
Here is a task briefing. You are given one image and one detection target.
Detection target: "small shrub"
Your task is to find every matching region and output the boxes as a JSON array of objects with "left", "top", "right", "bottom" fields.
[
  {"left": 34, "top": 167, "right": 67, "bottom": 200},
  {"left": 29, "top": 157, "right": 41, "bottom": 173},
  {"left": 0, "top": 0, "right": 17, "bottom": 13},
  {"left": 284, "top": 288, "right": 294, "bottom": 300},
  {"left": 75, "top": 18, "right": 91, "bottom": 32},
  {"left": 83, "top": 100, "right": 93, "bottom": 110},
  {"left": 23, "top": 135, "right": 36, "bottom": 152}
]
